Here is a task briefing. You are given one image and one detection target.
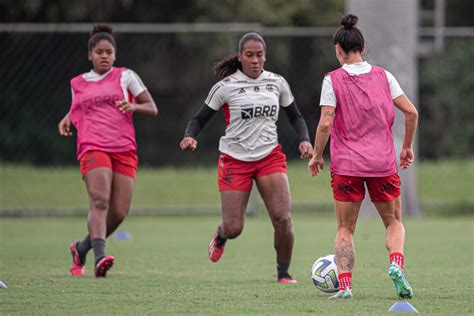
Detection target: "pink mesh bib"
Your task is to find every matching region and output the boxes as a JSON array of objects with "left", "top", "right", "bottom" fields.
[
  {"left": 70, "top": 67, "right": 136, "bottom": 160},
  {"left": 329, "top": 65, "right": 397, "bottom": 176}
]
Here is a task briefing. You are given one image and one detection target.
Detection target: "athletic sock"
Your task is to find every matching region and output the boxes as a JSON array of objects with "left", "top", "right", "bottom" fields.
[
  {"left": 77, "top": 235, "right": 92, "bottom": 257},
  {"left": 390, "top": 252, "right": 405, "bottom": 269},
  {"left": 91, "top": 238, "right": 106, "bottom": 265},
  {"left": 338, "top": 272, "right": 352, "bottom": 290},
  {"left": 215, "top": 234, "right": 227, "bottom": 247},
  {"left": 277, "top": 261, "right": 291, "bottom": 279}
]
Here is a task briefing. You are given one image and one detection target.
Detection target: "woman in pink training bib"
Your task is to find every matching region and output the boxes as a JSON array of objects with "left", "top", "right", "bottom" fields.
[
  {"left": 58, "top": 24, "right": 157, "bottom": 278},
  {"left": 308, "top": 14, "right": 418, "bottom": 299}
]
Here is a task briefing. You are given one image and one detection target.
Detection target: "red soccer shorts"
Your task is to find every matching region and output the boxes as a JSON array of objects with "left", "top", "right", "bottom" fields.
[
  {"left": 331, "top": 173, "right": 401, "bottom": 203},
  {"left": 79, "top": 150, "right": 138, "bottom": 180},
  {"left": 217, "top": 144, "right": 287, "bottom": 191}
]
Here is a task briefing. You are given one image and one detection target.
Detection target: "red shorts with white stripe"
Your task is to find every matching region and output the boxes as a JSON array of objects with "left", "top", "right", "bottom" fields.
[
  {"left": 331, "top": 173, "right": 401, "bottom": 203},
  {"left": 217, "top": 144, "right": 287, "bottom": 191},
  {"left": 79, "top": 150, "right": 138, "bottom": 180}
]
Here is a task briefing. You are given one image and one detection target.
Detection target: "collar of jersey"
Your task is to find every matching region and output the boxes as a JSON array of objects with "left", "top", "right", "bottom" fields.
[
  {"left": 236, "top": 69, "right": 266, "bottom": 81},
  {"left": 83, "top": 67, "right": 114, "bottom": 82},
  {"left": 341, "top": 61, "right": 371, "bottom": 75}
]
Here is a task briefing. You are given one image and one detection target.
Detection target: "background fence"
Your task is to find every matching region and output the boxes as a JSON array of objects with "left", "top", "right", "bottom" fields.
[
  {"left": 1, "top": 27, "right": 473, "bottom": 167},
  {"left": 0, "top": 28, "right": 338, "bottom": 166},
  {"left": 0, "top": 0, "right": 473, "bottom": 216}
]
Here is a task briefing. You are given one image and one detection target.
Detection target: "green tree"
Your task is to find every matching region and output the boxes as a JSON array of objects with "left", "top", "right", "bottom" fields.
[{"left": 419, "top": 38, "right": 474, "bottom": 158}]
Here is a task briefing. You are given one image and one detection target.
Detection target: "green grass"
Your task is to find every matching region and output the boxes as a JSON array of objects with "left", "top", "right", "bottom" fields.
[
  {"left": 1, "top": 214, "right": 473, "bottom": 315},
  {"left": 1, "top": 159, "right": 473, "bottom": 213},
  {"left": 416, "top": 159, "right": 474, "bottom": 206}
]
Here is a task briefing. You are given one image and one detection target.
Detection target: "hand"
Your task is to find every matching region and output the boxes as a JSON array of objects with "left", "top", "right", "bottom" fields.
[
  {"left": 299, "top": 141, "right": 313, "bottom": 160},
  {"left": 308, "top": 156, "right": 324, "bottom": 177},
  {"left": 58, "top": 114, "right": 73, "bottom": 136},
  {"left": 180, "top": 137, "right": 198, "bottom": 151},
  {"left": 400, "top": 147, "right": 414, "bottom": 169},
  {"left": 116, "top": 100, "right": 136, "bottom": 113}
]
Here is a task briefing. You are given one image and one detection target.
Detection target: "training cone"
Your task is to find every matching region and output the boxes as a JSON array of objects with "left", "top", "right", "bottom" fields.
[
  {"left": 388, "top": 301, "right": 418, "bottom": 313},
  {"left": 0, "top": 281, "right": 7, "bottom": 289},
  {"left": 114, "top": 231, "right": 133, "bottom": 240}
]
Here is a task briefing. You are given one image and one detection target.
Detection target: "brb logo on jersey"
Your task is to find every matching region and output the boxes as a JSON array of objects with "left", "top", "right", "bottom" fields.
[
  {"left": 82, "top": 94, "right": 120, "bottom": 109},
  {"left": 241, "top": 104, "right": 277, "bottom": 119}
]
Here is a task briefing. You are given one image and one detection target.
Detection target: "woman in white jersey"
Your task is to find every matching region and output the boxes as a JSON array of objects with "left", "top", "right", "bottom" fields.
[
  {"left": 180, "top": 32, "right": 313, "bottom": 284},
  {"left": 308, "top": 15, "right": 418, "bottom": 299},
  {"left": 58, "top": 25, "right": 157, "bottom": 278}
]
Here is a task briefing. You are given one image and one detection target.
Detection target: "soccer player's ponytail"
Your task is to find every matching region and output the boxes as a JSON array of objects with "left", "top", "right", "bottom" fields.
[
  {"left": 213, "top": 55, "right": 241, "bottom": 81},
  {"left": 88, "top": 24, "right": 117, "bottom": 52},
  {"left": 333, "top": 14, "right": 364, "bottom": 54}
]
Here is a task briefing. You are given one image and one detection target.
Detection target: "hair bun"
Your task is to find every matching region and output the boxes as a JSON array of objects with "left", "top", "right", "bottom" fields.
[
  {"left": 91, "top": 24, "right": 113, "bottom": 36},
  {"left": 341, "top": 14, "right": 358, "bottom": 30}
]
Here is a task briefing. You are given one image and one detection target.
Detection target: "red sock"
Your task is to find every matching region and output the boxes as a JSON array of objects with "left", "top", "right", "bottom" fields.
[
  {"left": 390, "top": 252, "right": 405, "bottom": 269},
  {"left": 338, "top": 272, "right": 352, "bottom": 290}
]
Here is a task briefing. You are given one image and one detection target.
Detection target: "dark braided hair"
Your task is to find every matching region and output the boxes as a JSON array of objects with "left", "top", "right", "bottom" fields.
[
  {"left": 333, "top": 14, "right": 364, "bottom": 54},
  {"left": 88, "top": 24, "right": 116, "bottom": 52},
  {"left": 213, "top": 32, "right": 266, "bottom": 80}
]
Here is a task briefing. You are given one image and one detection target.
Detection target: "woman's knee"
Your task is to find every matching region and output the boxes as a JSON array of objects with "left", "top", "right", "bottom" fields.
[
  {"left": 89, "top": 191, "right": 110, "bottom": 211},
  {"left": 272, "top": 213, "right": 293, "bottom": 233},
  {"left": 337, "top": 223, "right": 356, "bottom": 235},
  {"left": 111, "top": 212, "right": 127, "bottom": 225},
  {"left": 222, "top": 222, "right": 244, "bottom": 239},
  {"left": 381, "top": 214, "right": 402, "bottom": 228},
  {"left": 109, "top": 205, "right": 130, "bottom": 222}
]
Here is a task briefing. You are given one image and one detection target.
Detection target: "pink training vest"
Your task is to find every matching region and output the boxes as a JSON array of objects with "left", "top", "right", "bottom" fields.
[
  {"left": 69, "top": 67, "right": 136, "bottom": 160},
  {"left": 329, "top": 65, "right": 397, "bottom": 177}
]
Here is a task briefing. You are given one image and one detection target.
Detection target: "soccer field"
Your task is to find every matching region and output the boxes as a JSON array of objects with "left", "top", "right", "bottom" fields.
[{"left": 1, "top": 214, "right": 472, "bottom": 315}]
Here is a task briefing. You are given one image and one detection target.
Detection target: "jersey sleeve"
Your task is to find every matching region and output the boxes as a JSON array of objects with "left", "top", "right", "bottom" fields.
[
  {"left": 319, "top": 75, "right": 337, "bottom": 107},
  {"left": 279, "top": 77, "right": 295, "bottom": 107},
  {"left": 204, "top": 82, "right": 226, "bottom": 110},
  {"left": 384, "top": 70, "right": 404, "bottom": 99},
  {"left": 122, "top": 69, "right": 148, "bottom": 97}
]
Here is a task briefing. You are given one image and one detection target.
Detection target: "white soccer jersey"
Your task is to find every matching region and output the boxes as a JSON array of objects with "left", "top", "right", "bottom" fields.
[
  {"left": 71, "top": 68, "right": 147, "bottom": 101},
  {"left": 205, "top": 69, "right": 295, "bottom": 161},
  {"left": 319, "top": 61, "right": 404, "bottom": 107}
]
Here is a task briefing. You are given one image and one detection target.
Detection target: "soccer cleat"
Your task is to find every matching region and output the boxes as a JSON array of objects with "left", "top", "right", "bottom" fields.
[
  {"left": 95, "top": 255, "right": 114, "bottom": 278},
  {"left": 69, "top": 242, "right": 85, "bottom": 277},
  {"left": 278, "top": 277, "right": 298, "bottom": 284},
  {"left": 208, "top": 233, "right": 225, "bottom": 262},
  {"left": 329, "top": 287, "right": 353, "bottom": 300},
  {"left": 388, "top": 263, "right": 413, "bottom": 299}
]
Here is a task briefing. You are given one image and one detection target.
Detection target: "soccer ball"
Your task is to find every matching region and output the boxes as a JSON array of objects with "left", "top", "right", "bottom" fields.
[{"left": 311, "top": 254, "right": 339, "bottom": 292}]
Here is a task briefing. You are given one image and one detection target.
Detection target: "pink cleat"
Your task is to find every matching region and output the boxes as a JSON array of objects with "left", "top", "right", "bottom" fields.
[
  {"left": 278, "top": 277, "right": 298, "bottom": 284},
  {"left": 208, "top": 233, "right": 225, "bottom": 262},
  {"left": 95, "top": 256, "right": 114, "bottom": 278},
  {"left": 69, "top": 242, "right": 85, "bottom": 277}
]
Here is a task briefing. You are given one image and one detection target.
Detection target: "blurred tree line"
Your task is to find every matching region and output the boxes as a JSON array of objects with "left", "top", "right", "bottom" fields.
[
  {"left": 0, "top": 0, "right": 472, "bottom": 166},
  {"left": 419, "top": 39, "right": 474, "bottom": 158}
]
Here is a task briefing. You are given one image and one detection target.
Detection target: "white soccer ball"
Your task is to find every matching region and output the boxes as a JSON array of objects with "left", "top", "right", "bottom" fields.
[{"left": 311, "top": 254, "right": 339, "bottom": 292}]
